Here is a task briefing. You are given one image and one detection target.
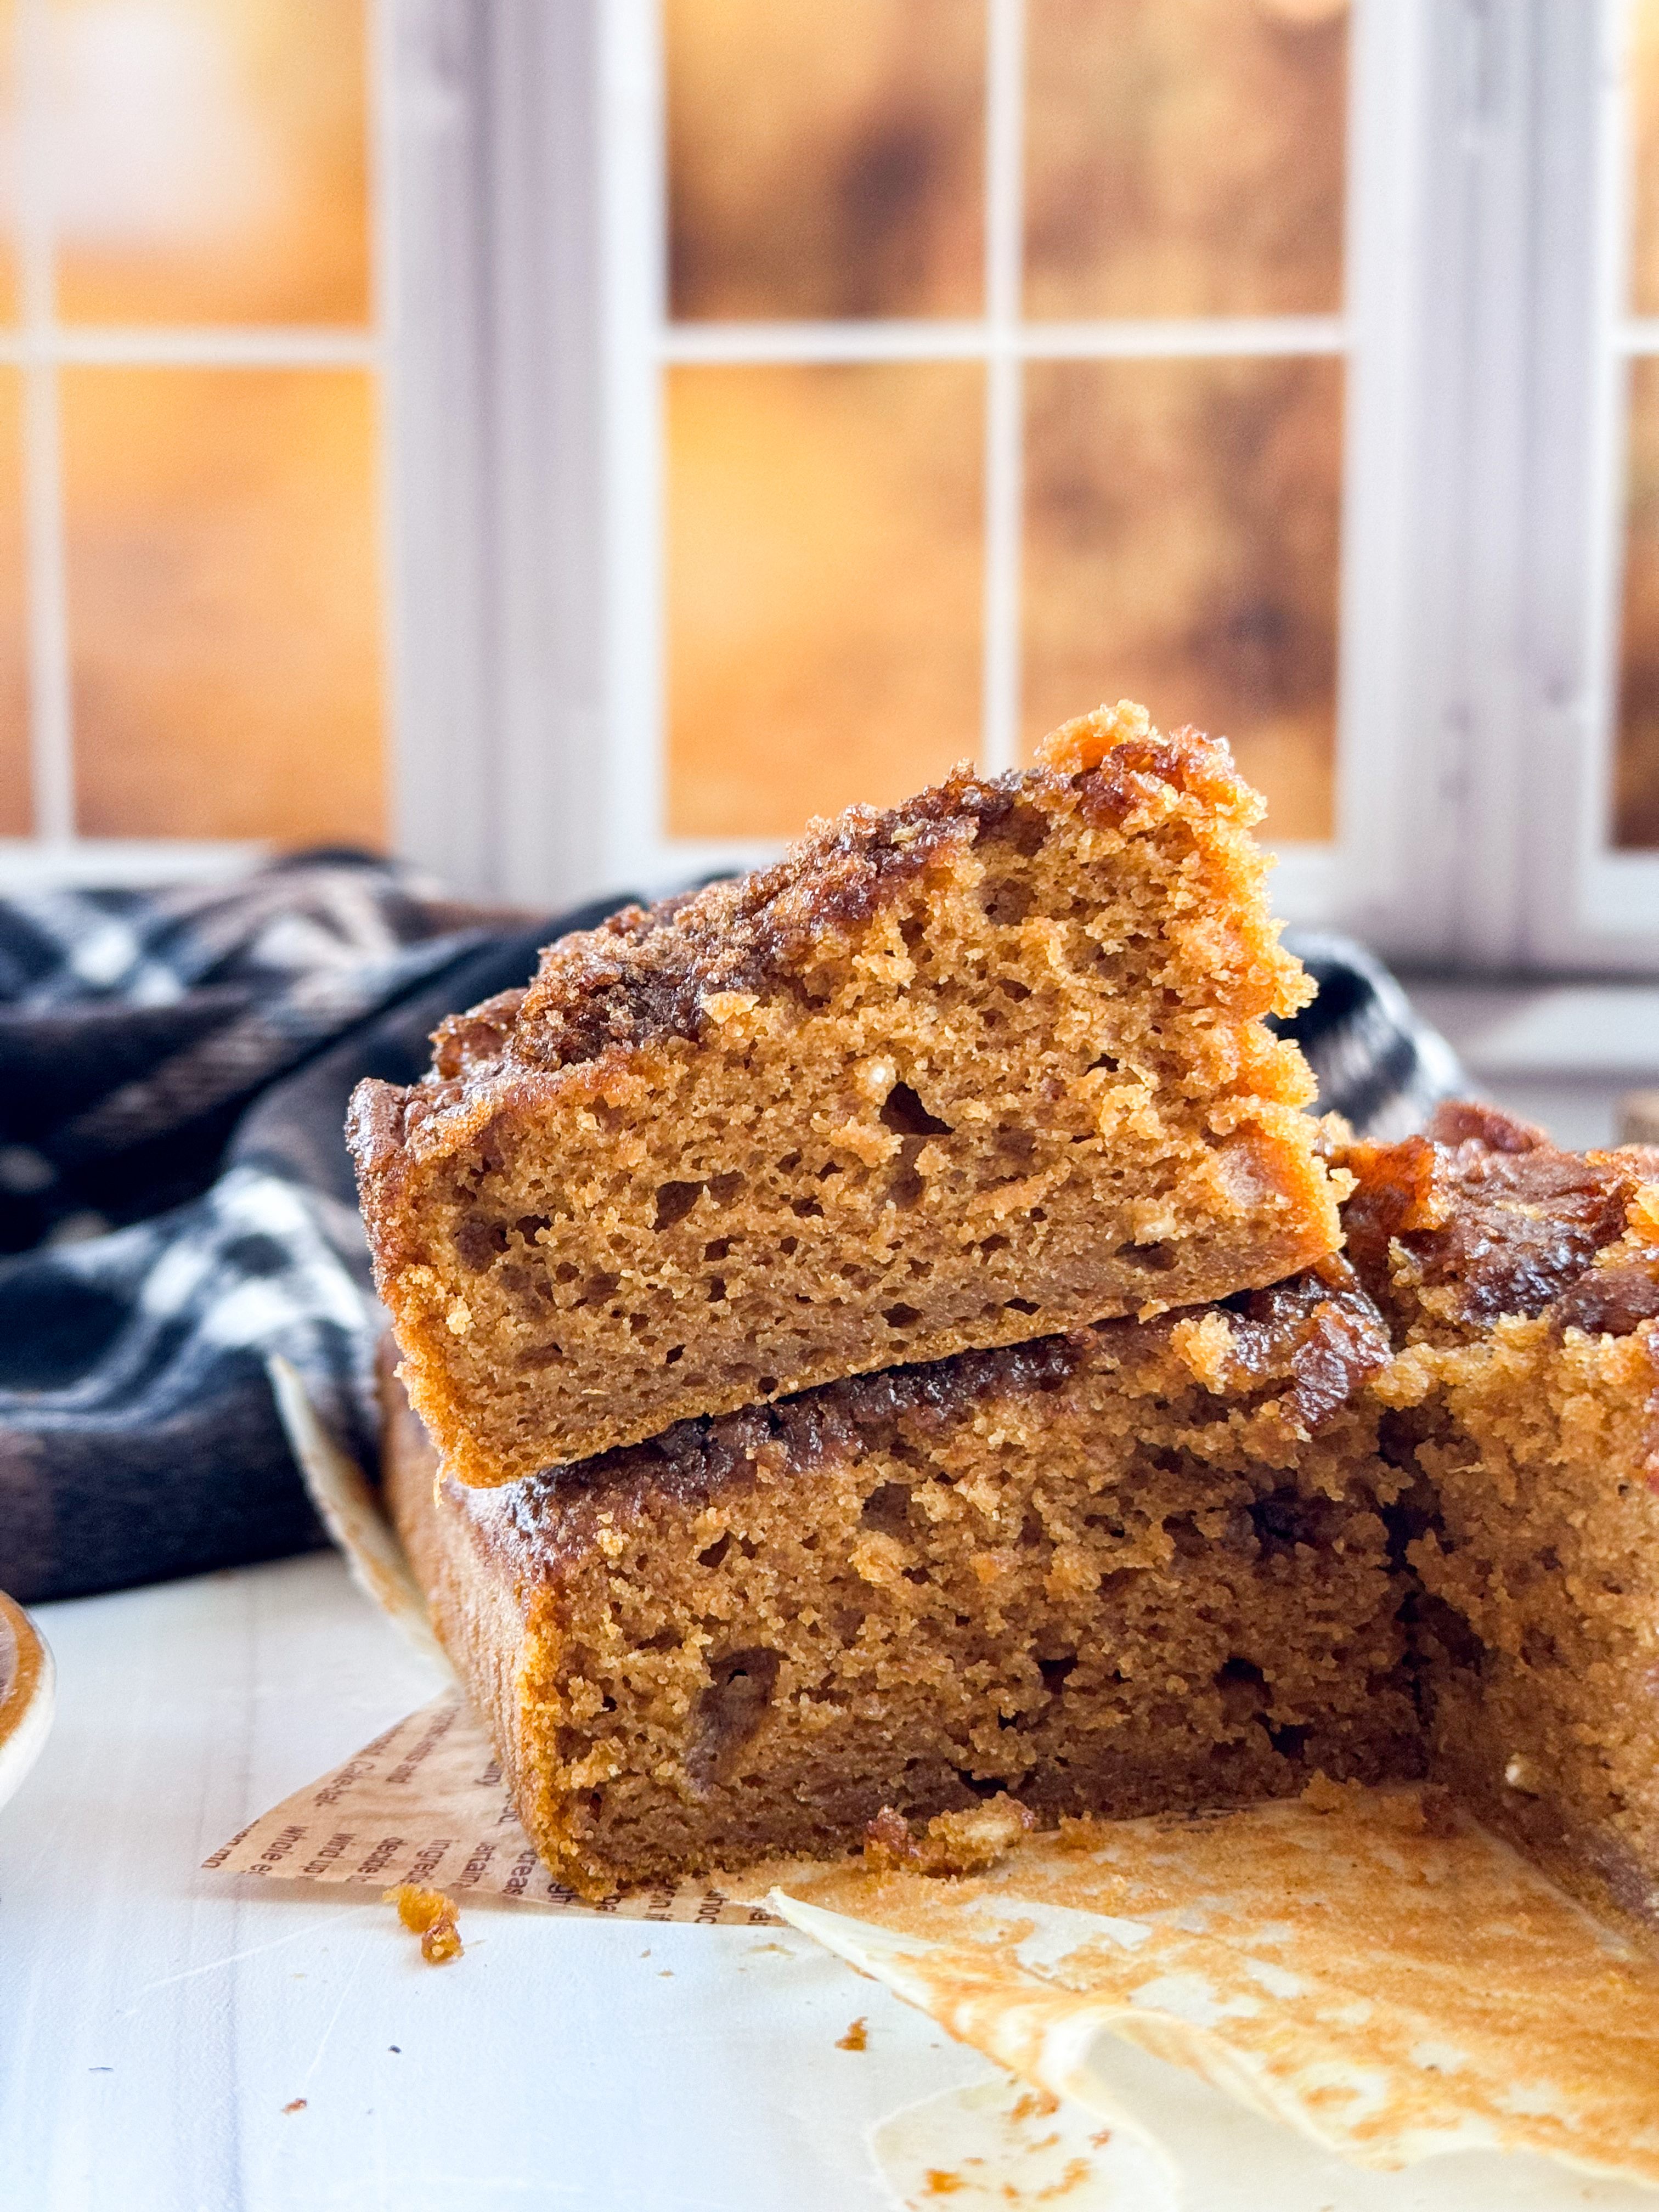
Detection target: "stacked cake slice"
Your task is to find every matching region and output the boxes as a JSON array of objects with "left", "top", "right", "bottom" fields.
[
  {"left": 351, "top": 704, "right": 1659, "bottom": 1936},
  {"left": 349, "top": 702, "right": 1339, "bottom": 1486}
]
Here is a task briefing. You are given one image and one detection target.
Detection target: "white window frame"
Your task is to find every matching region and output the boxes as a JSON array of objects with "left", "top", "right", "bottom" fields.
[
  {"left": 589, "top": 0, "right": 1434, "bottom": 926},
  {"left": 1384, "top": 0, "right": 1659, "bottom": 978},
  {"left": 388, "top": 0, "right": 1447, "bottom": 928},
  {"left": 392, "top": 0, "right": 1569, "bottom": 977},
  {"left": 383, "top": 0, "right": 609, "bottom": 908},
  {"left": 1525, "top": 0, "right": 1659, "bottom": 970},
  {"left": 1331, "top": 0, "right": 1659, "bottom": 977},
  {"left": 15, "top": 0, "right": 1659, "bottom": 998}
]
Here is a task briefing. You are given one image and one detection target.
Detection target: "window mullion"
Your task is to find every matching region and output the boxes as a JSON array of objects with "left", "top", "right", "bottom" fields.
[
  {"left": 979, "top": 0, "right": 1025, "bottom": 782},
  {"left": 1406, "top": 0, "right": 1647, "bottom": 978},
  {"left": 1309, "top": 0, "right": 1447, "bottom": 955},
  {"left": 1514, "top": 0, "right": 1659, "bottom": 975},
  {"left": 381, "top": 0, "right": 499, "bottom": 899},
  {"left": 1514, "top": 0, "right": 1615, "bottom": 969},
  {"left": 485, "top": 0, "right": 608, "bottom": 910},
  {"left": 1342, "top": 0, "right": 1546, "bottom": 968},
  {"left": 599, "top": 0, "right": 666, "bottom": 897},
  {"left": 1438, "top": 0, "right": 1544, "bottom": 967}
]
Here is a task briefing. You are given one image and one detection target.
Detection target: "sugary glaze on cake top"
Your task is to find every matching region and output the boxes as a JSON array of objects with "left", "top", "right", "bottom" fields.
[
  {"left": 428, "top": 1251, "right": 1392, "bottom": 1575},
  {"left": 351, "top": 703, "right": 1313, "bottom": 1184},
  {"left": 351, "top": 703, "right": 1344, "bottom": 1483},
  {"left": 394, "top": 706, "right": 1280, "bottom": 1108},
  {"left": 1343, "top": 1098, "right": 1659, "bottom": 1340}
]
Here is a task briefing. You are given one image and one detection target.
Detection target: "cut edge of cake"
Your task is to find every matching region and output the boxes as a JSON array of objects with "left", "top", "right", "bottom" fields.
[
  {"left": 352, "top": 703, "right": 1342, "bottom": 1486},
  {"left": 379, "top": 1257, "right": 1421, "bottom": 1901}
]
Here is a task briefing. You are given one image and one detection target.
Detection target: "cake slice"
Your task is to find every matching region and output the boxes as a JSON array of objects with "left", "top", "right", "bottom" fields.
[
  {"left": 351, "top": 704, "right": 1340, "bottom": 1484},
  {"left": 381, "top": 1260, "right": 1419, "bottom": 1898},
  {"left": 1342, "top": 1102, "right": 1659, "bottom": 1929}
]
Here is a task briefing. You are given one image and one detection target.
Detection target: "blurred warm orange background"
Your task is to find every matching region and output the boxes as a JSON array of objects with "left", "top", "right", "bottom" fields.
[
  {"left": 666, "top": 0, "right": 985, "bottom": 323},
  {"left": 65, "top": 366, "right": 383, "bottom": 843},
  {"left": 7, "top": 0, "right": 1659, "bottom": 860},
  {"left": 1023, "top": 0, "right": 1347, "bottom": 320},
  {"left": 668, "top": 362, "right": 984, "bottom": 836},
  {"left": 667, "top": 0, "right": 1348, "bottom": 847},
  {"left": 53, "top": 0, "right": 367, "bottom": 327},
  {"left": 1020, "top": 354, "right": 1342, "bottom": 843},
  {"left": 0, "top": 0, "right": 379, "bottom": 843}
]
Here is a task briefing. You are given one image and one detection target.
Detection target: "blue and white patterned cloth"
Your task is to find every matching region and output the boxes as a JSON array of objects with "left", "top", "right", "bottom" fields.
[
  {"left": 0, "top": 859, "right": 624, "bottom": 1604},
  {"left": 0, "top": 865, "right": 1463, "bottom": 1606}
]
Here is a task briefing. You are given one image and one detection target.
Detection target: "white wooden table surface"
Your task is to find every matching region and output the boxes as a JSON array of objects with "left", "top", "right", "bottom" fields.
[{"left": 1, "top": 1552, "right": 987, "bottom": 2212}]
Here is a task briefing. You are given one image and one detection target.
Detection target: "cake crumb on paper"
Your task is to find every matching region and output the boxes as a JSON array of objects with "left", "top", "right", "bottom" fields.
[
  {"left": 836, "top": 2017, "right": 867, "bottom": 2051},
  {"left": 385, "top": 1883, "right": 464, "bottom": 1965},
  {"left": 204, "top": 1692, "right": 785, "bottom": 1927},
  {"left": 864, "top": 1796, "right": 1035, "bottom": 1878}
]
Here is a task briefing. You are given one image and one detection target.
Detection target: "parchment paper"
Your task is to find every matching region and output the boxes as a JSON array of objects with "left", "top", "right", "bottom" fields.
[
  {"left": 204, "top": 1687, "right": 778, "bottom": 1925},
  {"left": 765, "top": 1782, "right": 1659, "bottom": 2193}
]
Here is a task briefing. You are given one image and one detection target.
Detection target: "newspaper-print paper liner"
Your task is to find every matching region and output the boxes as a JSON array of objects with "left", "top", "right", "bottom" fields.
[
  {"left": 764, "top": 1782, "right": 1659, "bottom": 2197},
  {"left": 204, "top": 1689, "right": 780, "bottom": 1926}
]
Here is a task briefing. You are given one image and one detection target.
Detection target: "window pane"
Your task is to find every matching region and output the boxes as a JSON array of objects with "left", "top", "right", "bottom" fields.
[
  {"left": 667, "top": 0, "right": 984, "bottom": 320},
  {"left": 1022, "top": 354, "right": 1341, "bottom": 843},
  {"left": 667, "top": 362, "right": 981, "bottom": 838},
  {"left": 0, "top": 368, "right": 27, "bottom": 830},
  {"left": 65, "top": 367, "right": 384, "bottom": 843},
  {"left": 52, "top": 0, "right": 368, "bottom": 326},
  {"left": 1024, "top": 0, "right": 1347, "bottom": 321},
  {"left": 1632, "top": 0, "right": 1659, "bottom": 317},
  {"left": 1614, "top": 359, "right": 1659, "bottom": 847},
  {"left": 0, "top": 0, "right": 18, "bottom": 325}
]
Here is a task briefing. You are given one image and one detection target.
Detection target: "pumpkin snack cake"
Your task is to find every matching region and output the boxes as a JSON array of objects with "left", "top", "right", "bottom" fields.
[
  {"left": 382, "top": 1107, "right": 1659, "bottom": 1930},
  {"left": 350, "top": 704, "right": 1342, "bottom": 1485}
]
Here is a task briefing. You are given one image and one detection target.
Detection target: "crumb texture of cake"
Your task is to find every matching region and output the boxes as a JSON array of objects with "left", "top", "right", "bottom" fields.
[
  {"left": 1345, "top": 1101, "right": 1659, "bottom": 1929},
  {"left": 384, "top": 1107, "right": 1659, "bottom": 1932},
  {"left": 353, "top": 703, "right": 1339, "bottom": 1484},
  {"left": 383, "top": 1260, "right": 1418, "bottom": 1899}
]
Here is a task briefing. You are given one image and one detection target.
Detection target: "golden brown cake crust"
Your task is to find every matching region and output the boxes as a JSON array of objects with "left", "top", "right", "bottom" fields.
[{"left": 353, "top": 707, "right": 1341, "bottom": 1486}]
